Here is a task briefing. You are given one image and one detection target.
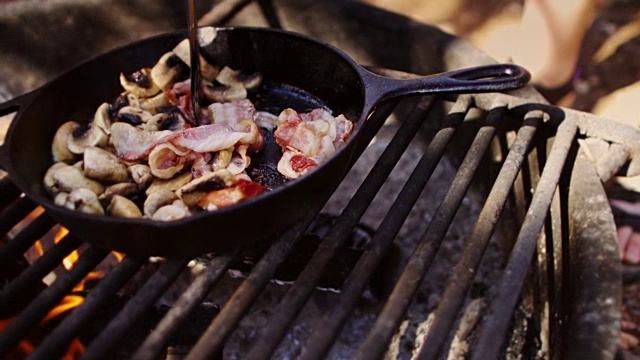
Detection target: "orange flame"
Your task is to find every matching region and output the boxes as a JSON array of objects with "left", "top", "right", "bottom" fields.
[
  {"left": 0, "top": 294, "right": 86, "bottom": 358},
  {"left": 33, "top": 240, "right": 45, "bottom": 257},
  {"left": 112, "top": 251, "right": 125, "bottom": 262},
  {"left": 54, "top": 226, "right": 70, "bottom": 244}
]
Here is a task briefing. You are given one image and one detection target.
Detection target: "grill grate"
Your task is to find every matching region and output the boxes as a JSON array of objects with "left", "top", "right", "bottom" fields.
[{"left": 0, "top": 1, "right": 630, "bottom": 359}]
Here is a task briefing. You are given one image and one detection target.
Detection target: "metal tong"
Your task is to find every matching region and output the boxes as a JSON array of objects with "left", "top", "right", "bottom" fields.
[{"left": 185, "top": 0, "right": 203, "bottom": 125}]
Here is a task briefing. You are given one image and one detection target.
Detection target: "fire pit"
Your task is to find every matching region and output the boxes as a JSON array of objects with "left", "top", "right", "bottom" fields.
[{"left": 0, "top": 0, "right": 632, "bottom": 359}]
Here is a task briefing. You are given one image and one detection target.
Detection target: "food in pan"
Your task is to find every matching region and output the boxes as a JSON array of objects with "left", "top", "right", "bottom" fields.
[{"left": 43, "top": 38, "right": 353, "bottom": 221}]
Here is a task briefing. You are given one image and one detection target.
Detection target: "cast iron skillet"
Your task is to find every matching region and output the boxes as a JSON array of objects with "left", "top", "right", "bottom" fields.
[{"left": 0, "top": 27, "right": 529, "bottom": 256}]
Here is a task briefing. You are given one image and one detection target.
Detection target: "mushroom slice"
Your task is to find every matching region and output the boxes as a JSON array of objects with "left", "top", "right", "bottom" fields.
[
  {"left": 148, "top": 143, "right": 190, "bottom": 179},
  {"left": 146, "top": 171, "right": 193, "bottom": 196},
  {"left": 211, "top": 148, "right": 233, "bottom": 171},
  {"left": 152, "top": 200, "right": 190, "bottom": 222},
  {"left": 129, "top": 164, "right": 153, "bottom": 189},
  {"left": 119, "top": 68, "right": 161, "bottom": 98},
  {"left": 44, "top": 162, "right": 71, "bottom": 193},
  {"left": 215, "top": 66, "right": 262, "bottom": 91},
  {"left": 67, "top": 123, "right": 108, "bottom": 155},
  {"left": 108, "top": 195, "right": 142, "bottom": 219},
  {"left": 93, "top": 102, "right": 113, "bottom": 135},
  {"left": 150, "top": 52, "right": 184, "bottom": 90},
  {"left": 145, "top": 113, "right": 187, "bottom": 132},
  {"left": 172, "top": 39, "right": 220, "bottom": 81},
  {"left": 176, "top": 169, "right": 236, "bottom": 207},
  {"left": 144, "top": 189, "right": 178, "bottom": 217},
  {"left": 52, "top": 121, "right": 80, "bottom": 163},
  {"left": 116, "top": 106, "right": 154, "bottom": 126},
  {"left": 51, "top": 164, "right": 105, "bottom": 195},
  {"left": 63, "top": 188, "right": 105, "bottom": 215},
  {"left": 202, "top": 82, "right": 247, "bottom": 102},
  {"left": 140, "top": 93, "right": 171, "bottom": 114},
  {"left": 99, "top": 183, "right": 139, "bottom": 204},
  {"left": 83, "top": 146, "right": 129, "bottom": 184}
]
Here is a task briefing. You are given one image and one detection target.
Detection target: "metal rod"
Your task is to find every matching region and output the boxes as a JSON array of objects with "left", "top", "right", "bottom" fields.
[
  {"left": 185, "top": 214, "right": 318, "bottom": 360},
  {"left": 299, "top": 104, "right": 501, "bottom": 360},
  {"left": 132, "top": 249, "right": 239, "bottom": 360},
  {"left": 257, "top": 0, "right": 283, "bottom": 29},
  {"left": 0, "top": 235, "right": 82, "bottom": 307},
  {"left": 356, "top": 110, "right": 541, "bottom": 360},
  {"left": 0, "top": 212, "right": 55, "bottom": 264},
  {"left": 244, "top": 96, "right": 446, "bottom": 360},
  {"left": 29, "top": 257, "right": 147, "bottom": 360},
  {"left": 415, "top": 112, "right": 550, "bottom": 360},
  {"left": 80, "top": 259, "right": 189, "bottom": 360},
  {"left": 0, "top": 246, "right": 109, "bottom": 358},
  {"left": 470, "top": 119, "right": 577, "bottom": 360},
  {"left": 185, "top": 0, "right": 202, "bottom": 125},
  {"left": 0, "top": 196, "right": 37, "bottom": 237}
]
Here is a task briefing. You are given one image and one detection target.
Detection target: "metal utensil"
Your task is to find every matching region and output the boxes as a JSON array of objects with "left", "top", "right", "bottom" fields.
[{"left": 185, "top": 0, "right": 203, "bottom": 125}]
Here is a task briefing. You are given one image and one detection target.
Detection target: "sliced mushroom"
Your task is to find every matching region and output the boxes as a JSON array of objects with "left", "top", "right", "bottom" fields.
[
  {"left": 152, "top": 200, "right": 190, "bottom": 221},
  {"left": 83, "top": 146, "right": 129, "bottom": 184},
  {"left": 99, "top": 183, "right": 139, "bottom": 204},
  {"left": 202, "top": 82, "right": 247, "bottom": 102},
  {"left": 144, "top": 189, "right": 178, "bottom": 217},
  {"left": 176, "top": 169, "right": 236, "bottom": 207},
  {"left": 140, "top": 92, "right": 171, "bottom": 114},
  {"left": 67, "top": 123, "right": 108, "bottom": 155},
  {"left": 54, "top": 192, "right": 69, "bottom": 206},
  {"left": 119, "top": 68, "right": 161, "bottom": 98},
  {"left": 93, "top": 102, "right": 113, "bottom": 135},
  {"left": 62, "top": 188, "right": 105, "bottom": 215},
  {"left": 150, "top": 52, "right": 184, "bottom": 90},
  {"left": 108, "top": 195, "right": 143, "bottom": 219},
  {"left": 146, "top": 171, "right": 193, "bottom": 196},
  {"left": 43, "top": 162, "right": 69, "bottom": 193},
  {"left": 51, "top": 121, "right": 80, "bottom": 163},
  {"left": 116, "top": 106, "right": 154, "bottom": 126},
  {"left": 211, "top": 148, "right": 233, "bottom": 171},
  {"left": 144, "top": 113, "right": 186, "bottom": 132},
  {"left": 172, "top": 39, "right": 219, "bottom": 81},
  {"left": 215, "top": 66, "right": 262, "bottom": 90},
  {"left": 129, "top": 164, "right": 153, "bottom": 189},
  {"left": 51, "top": 164, "right": 105, "bottom": 195}
]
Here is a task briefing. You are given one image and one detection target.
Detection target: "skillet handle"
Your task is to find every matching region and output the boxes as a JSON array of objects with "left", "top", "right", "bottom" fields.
[
  {"left": 0, "top": 89, "right": 40, "bottom": 171},
  {"left": 361, "top": 64, "right": 530, "bottom": 109}
]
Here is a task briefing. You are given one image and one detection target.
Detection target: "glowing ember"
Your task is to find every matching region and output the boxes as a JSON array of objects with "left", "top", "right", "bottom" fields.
[
  {"left": 112, "top": 251, "right": 125, "bottom": 262},
  {"left": 54, "top": 226, "right": 70, "bottom": 244},
  {"left": 44, "top": 295, "right": 84, "bottom": 322}
]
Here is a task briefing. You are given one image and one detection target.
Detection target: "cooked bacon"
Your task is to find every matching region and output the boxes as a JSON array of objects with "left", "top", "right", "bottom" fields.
[
  {"left": 198, "top": 179, "right": 267, "bottom": 210},
  {"left": 209, "top": 100, "right": 264, "bottom": 152},
  {"left": 226, "top": 145, "right": 251, "bottom": 175},
  {"left": 255, "top": 111, "right": 278, "bottom": 130},
  {"left": 110, "top": 123, "right": 174, "bottom": 161},
  {"left": 148, "top": 143, "right": 190, "bottom": 179},
  {"left": 171, "top": 124, "right": 247, "bottom": 153},
  {"left": 190, "top": 152, "right": 213, "bottom": 178},
  {"left": 274, "top": 108, "right": 353, "bottom": 179}
]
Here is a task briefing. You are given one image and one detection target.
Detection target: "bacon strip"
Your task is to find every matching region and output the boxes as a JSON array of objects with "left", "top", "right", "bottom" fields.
[{"left": 274, "top": 108, "right": 353, "bottom": 179}]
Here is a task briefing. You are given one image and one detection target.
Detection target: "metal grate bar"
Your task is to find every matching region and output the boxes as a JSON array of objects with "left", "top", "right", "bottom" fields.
[
  {"left": 0, "top": 196, "right": 36, "bottom": 237},
  {"left": 29, "top": 256, "right": 146, "bottom": 360},
  {"left": 257, "top": 0, "right": 283, "bottom": 29},
  {"left": 185, "top": 213, "right": 318, "bottom": 360},
  {"left": 245, "top": 96, "right": 442, "bottom": 359},
  {"left": 299, "top": 105, "right": 502, "bottom": 360},
  {"left": 0, "top": 235, "right": 82, "bottom": 307},
  {"left": 0, "top": 246, "right": 109, "bottom": 358},
  {"left": 0, "top": 176, "right": 22, "bottom": 211},
  {"left": 80, "top": 258, "right": 189, "bottom": 360},
  {"left": 132, "top": 249, "right": 239, "bottom": 360},
  {"left": 470, "top": 119, "right": 578, "bottom": 360},
  {"left": 416, "top": 111, "right": 549, "bottom": 360},
  {"left": 185, "top": 102, "right": 398, "bottom": 360},
  {"left": 0, "top": 212, "right": 56, "bottom": 264},
  {"left": 244, "top": 96, "right": 446, "bottom": 360},
  {"left": 356, "top": 110, "right": 542, "bottom": 360}
]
